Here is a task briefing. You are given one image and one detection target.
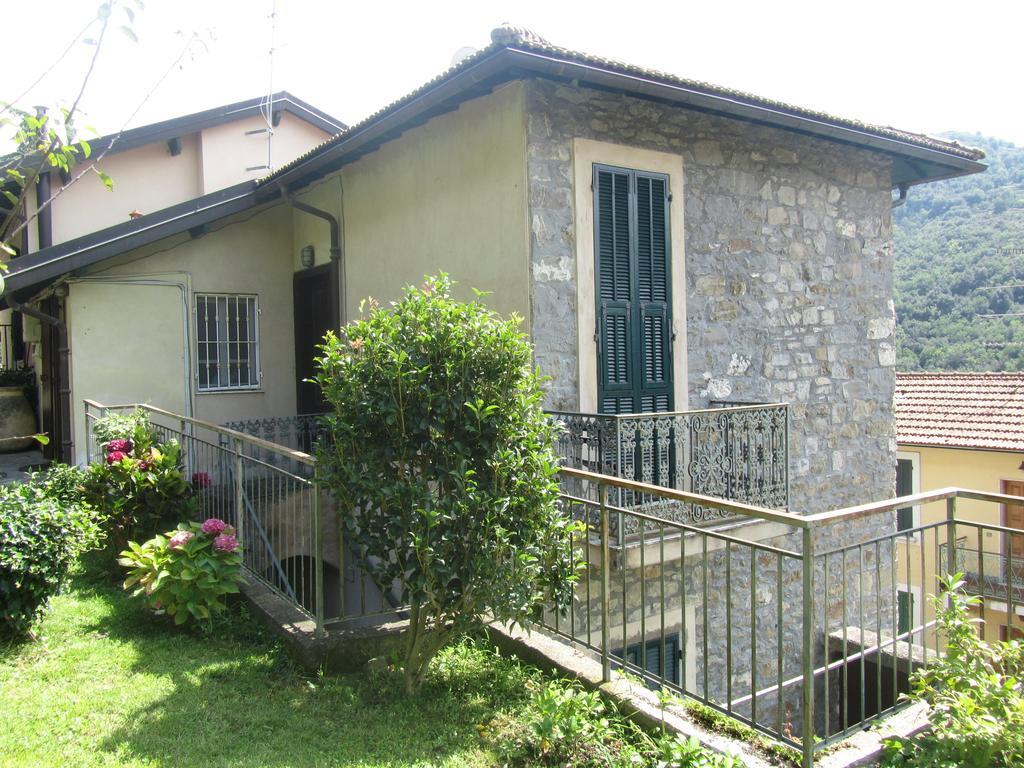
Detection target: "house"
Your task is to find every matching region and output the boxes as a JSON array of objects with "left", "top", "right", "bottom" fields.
[
  {"left": 0, "top": 92, "right": 346, "bottom": 457},
  {"left": 894, "top": 371, "right": 1024, "bottom": 642},
  {"left": 7, "top": 26, "right": 994, "bottom": 747},
  {"left": 1, "top": 25, "right": 985, "bottom": 515}
]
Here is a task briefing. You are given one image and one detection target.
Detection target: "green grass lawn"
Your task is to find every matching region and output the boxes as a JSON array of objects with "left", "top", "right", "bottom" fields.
[{"left": 0, "top": 575, "right": 538, "bottom": 768}]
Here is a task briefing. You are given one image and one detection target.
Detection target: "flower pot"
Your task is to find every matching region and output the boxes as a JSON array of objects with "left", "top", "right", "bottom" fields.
[{"left": 0, "top": 386, "right": 38, "bottom": 453}]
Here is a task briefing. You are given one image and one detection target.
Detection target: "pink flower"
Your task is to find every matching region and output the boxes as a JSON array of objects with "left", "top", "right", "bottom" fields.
[
  {"left": 168, "top": 530, "right": 193, "bottom": 549},
  {"left": 213, "top": 534, "right": 238, "bottom": 553},
  {"left": 137, "top": 459, "right": 153, "bottom": 471},
  {"left": 106, "top": 438, "right": 134, "bottom": 454},
  {"left": 106, "top": 451, "right": 128, "bottom": 464},
  {"left": 191, "top": 471, "right": 213, "bottom": 489},
  {"left": 201, "top": 518, "right": 228, "bottom": 536}
]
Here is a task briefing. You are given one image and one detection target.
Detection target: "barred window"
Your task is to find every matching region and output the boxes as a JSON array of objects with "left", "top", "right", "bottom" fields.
[{"left": 195, "top": 294, "right": 260, "bottom": 391}]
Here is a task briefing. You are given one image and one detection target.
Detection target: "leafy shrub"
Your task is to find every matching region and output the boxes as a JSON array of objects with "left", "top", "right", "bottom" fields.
[
  {"left": 0, "top": 475, "right": 101, "bottom": 636},
  {"left": 118, "top": 517, "right": 244, "bottom": 626},
  {"left": 484, "top": 676, "right": 739, "bottom": 767},
  {"left": 90, "top": 408, "right": 159, "bottom": 450},
  {"left": 881, "top": 574, "right": 1024, "bottom": 768},
  {"left": 84, "top": 411, "right": 192, "bottom": 554},
  {"left": 315, "top": 275, "right": 581, "bottom": 693},
  {"left": 33, "top": 463, "right": 88, "bottom": 505}
]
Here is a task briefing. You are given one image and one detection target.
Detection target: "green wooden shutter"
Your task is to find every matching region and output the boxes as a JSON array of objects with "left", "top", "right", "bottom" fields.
[
  {"left": 896, "top": 458, "right": 914, "bottom": 531},
  {"left": 594, "top": 164, "right": 673, "bottom": 414},
  {"left": 897, "top": 590, "right": 915, "bottom": 635}
]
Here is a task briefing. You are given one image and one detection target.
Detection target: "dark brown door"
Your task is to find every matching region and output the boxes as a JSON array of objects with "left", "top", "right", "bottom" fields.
[
  {"left": 293, "top": 265, "right": 334, "bottom": 414},
  {"left": 38, "top": 297, "right": 71, "bottom": 462}
]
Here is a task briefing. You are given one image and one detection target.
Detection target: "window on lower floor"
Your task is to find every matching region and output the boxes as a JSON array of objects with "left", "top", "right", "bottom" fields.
[
  {"left": 612, "top": 633, "right": 680, "bottom": 689},
  {"left": 897, "top": 589, "right": 916, "bottom": 635},
  {"left": 195, "top": 294, "right": 260, "bottom": 391}
]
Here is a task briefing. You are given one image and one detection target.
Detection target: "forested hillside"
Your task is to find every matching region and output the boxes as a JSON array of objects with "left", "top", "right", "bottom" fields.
[{"left": 893, "top": 133, "right": 1024, "bottom": 371}]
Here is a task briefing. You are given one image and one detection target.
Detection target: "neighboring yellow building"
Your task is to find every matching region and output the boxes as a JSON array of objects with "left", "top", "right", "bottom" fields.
[{"left": 895, "top": 372, "right": 1024, "bottom": 643}]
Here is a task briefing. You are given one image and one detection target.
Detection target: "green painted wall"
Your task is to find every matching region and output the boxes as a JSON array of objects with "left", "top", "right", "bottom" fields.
[{"left": 296, "top": 81, "right": 530, "bottom": 327}]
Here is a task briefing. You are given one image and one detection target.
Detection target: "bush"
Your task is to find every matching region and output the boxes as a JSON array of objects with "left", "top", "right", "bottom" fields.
[
  {"left": 0, "top": 472, "right": 101, "bottom": 636},
  {"left": 84, "top": 410, "right": 192, "bottom": 554},
  {"left": 118, "top": 517, "right": 245, "bottom": 626},
  {"left": 881, "top": 574, "right": 1024, "bottom": 768},
  {"left": 315, "top": 275, "right": 581, "bottom": 693}
]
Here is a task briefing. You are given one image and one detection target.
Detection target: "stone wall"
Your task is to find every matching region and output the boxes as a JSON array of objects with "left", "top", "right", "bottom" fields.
[{"left": 525, "top": 77, "right": 897, "bottom": 515}]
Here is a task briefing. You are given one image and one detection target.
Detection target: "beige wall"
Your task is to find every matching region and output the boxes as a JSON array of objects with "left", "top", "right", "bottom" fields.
[
  {"left": 47, "top": 135, "right": 202, "bottom": 247},
  {"left": 334, "top": 81, "right": 530, "bottom": 323},
  {"left": 57, "top": 83, "right": 533, "bottom": 461},
  {"left": 25, "top": 112, "right": 332, "bottom": 250},
  {"left": 65, "top": 204, "right": 298, "bottom": 463},
  {"left": 897, "top": 444, "right": 1024, "bottom": 644},
  {"left": 200, "top": 112, "right": 331, "bottom": 194}
]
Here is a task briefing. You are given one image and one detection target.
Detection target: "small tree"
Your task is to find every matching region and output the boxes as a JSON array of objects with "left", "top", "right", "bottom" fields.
[{"left": 315, "top": 275, "right": 580, "bottom": 694}]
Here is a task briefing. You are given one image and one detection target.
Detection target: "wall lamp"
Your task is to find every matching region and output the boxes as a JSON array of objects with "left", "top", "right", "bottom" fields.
[{"left": 300, "top": 245, "right": 315, "bottom": 269}]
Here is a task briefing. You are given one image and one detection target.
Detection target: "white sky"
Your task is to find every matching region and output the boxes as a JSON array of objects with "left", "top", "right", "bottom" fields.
[{"left": 4, "top": 0, "right": 1024, "bottom": 152}]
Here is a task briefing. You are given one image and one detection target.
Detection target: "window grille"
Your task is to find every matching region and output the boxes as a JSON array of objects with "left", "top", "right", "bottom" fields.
[{"left": 195, "top": 294, "right": 260, "bottom": 391}]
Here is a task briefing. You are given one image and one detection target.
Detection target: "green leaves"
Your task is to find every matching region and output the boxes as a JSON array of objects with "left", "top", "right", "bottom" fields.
[
  {"left": 118, "top": 521, "right": 245, "bottom": 628},
  {"left": 881, "top": 574, "right": 1024, "bottom": 767},
  {"left": 316, "top": 275, "right": 581, "bottom": 693},
  {"left": 0, "top": 465, "right": 102, "bottom": 636}
]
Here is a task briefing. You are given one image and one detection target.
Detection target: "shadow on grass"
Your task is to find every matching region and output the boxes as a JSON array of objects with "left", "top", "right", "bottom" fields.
[{"left": 77, "top": 574, "right": 532, "bottom": 767}]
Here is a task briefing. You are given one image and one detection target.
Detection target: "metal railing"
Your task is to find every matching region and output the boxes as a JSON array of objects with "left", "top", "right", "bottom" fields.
[
  {"left": 83, "top": 400, "right": 405, "bottom": 631},
  {"left": 543, "top": 467, "right": 1024, "bottom": 766},
  {"left": 549, "top": 403, "right": 788, "bottom": 526},
  {"left": 81, "top": 399, "right": 1024, "bottom": 767},
  {"left": 939, "top": 542, "right": 1024, "bottom": 603},
  {"left": 222, "top": 414, "right": 326, "bottom": 478}
]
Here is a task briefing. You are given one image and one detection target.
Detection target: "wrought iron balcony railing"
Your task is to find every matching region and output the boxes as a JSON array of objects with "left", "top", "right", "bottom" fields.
[
  {"left": 939, "top": 542, "right": 1024, "bottom": 603},
  {"left": 548, "top": 403, "right": 789, "bottom": 526}
]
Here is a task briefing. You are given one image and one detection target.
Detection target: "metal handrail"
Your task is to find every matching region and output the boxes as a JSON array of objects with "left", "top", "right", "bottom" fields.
[{"left": 83, "top": 399, "right": 316, "bottom": 466}]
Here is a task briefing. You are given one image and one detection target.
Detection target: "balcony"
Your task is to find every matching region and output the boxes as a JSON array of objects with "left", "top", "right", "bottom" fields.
[
  {"left": 939, "top": 543, "right": 1024, "bottom": 604},
  {"left": 549, "top": 403, "right": 789, "bottom": 526}
]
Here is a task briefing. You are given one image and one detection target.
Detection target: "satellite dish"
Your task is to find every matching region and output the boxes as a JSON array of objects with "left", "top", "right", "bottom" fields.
[{"left": 450, "top": 46, "right": 478, "bottom": 67}]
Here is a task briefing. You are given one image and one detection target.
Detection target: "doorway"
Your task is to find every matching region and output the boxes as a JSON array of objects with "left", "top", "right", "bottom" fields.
[
  {"left": 1003, "top": 479, "right": 1024, "bottom": 560},
  {"left": 293, "top": 265, "right": 334, "bottom": 415}
]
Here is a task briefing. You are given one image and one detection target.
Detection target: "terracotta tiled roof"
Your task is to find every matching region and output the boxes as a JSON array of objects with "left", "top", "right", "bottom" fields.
[
  {"left": 259, "top": 25, "right": 984, "bottom": 187},
  {"left": 895, "top": 372, "right": 1024, "bottom": 452}
]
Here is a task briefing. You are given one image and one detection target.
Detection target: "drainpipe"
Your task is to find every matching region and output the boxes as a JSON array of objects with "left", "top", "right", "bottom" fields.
[
  {"left": 891, "top": 183, "right": 909, "bottom": 209},
  {"left": 283, "top": 188, "right": 344, "bottom": 329}
]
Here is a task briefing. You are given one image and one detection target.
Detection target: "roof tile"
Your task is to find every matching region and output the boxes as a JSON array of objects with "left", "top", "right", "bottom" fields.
[{"left": 895, "top": 372, "right": 1024, "bottom": 452}]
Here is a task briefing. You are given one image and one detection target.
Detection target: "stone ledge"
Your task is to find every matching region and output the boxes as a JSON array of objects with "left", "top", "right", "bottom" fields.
[
  {"left": 486, "top": 621, "right": 775, "bottom": 767},
  {"left": 240, "top": 578, "right": 407, "bottom": 673}
]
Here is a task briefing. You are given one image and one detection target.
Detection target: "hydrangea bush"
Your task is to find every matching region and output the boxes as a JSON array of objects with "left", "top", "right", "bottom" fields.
[
  {"left": 118, "top": 518, "right": 245, "bottom": 626},
  {"left": 83, "top": 410, "right": 192, "bottom": 555}
]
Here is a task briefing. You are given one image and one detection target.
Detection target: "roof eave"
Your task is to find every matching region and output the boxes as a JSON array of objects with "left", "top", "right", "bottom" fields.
[
  {"left": 2, "top": 181, "right": 261, "bottom": 303},
  {"left": 260, "top": 46, "right": 984, "bottom": 195}
]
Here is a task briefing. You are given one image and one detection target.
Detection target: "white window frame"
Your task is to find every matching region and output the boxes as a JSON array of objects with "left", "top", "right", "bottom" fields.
[
  {"left": 896, "top": 450, "right": 921, "bottom": 540},
  {"left": 194, "top": 293, "right": 262, "bottom": 393}
]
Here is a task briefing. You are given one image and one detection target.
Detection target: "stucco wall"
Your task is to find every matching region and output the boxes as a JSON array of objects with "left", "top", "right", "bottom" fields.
[
  {"left": 200, "top": 112, "right": 331, "bottom": 194},
  {"left": 66, "top": 204, "right": 298, "bottom": 462},
  {"left": 336, "top": 81, "right": 530, "bottom": 322},
  {"left": 525, "top": 78, "right": 897, "bottom": 515},
  {"left": 896, "top": 444, "right": 1024, "bottom": 643},
  {"left": 47, "top": 135, "right": 203, "bottom": 247}
]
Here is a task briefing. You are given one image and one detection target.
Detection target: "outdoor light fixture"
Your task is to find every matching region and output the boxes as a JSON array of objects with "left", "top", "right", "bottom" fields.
[
  {"left": 300, "top": 245, "right": 315, "bottom": 268},
  {"left": 1018, "top": 460, "right": 1024, "bottom": 472}
]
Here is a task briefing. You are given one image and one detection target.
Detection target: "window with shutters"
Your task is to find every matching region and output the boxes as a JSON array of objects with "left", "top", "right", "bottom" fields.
[
  {"left": 195, "top": 294, "right": 261, "bottom": 391},
  {"left": 896, "top": 452, "right": 920, "bottom": 536},
  {"left": 593, "top": 163, "right": 673, "bottom": 415}
]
